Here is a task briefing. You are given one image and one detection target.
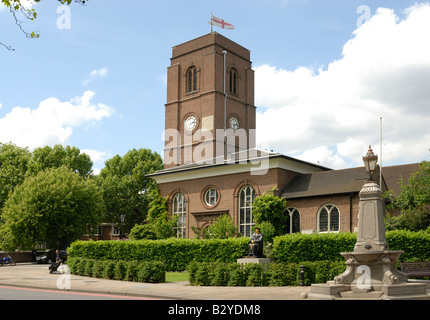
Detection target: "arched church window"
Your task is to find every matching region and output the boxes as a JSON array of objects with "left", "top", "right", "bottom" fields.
[
  {"left": 239, "top": 185, "right": 255, "bottom": 237},
  {"left": 285, "top": 207, "right": 301, "bottom": 234},
  {"left": 186, "top": 66, "right": 198, "bottom": 93},
  {"left": 229, "top": 68, "right": 238, "bottom": 94},
  {"left": 173, "top": 193, "right": 186, "bottom": 238},
  {"left": 317, "top": 204, "right": 340, "bottom": 233}
]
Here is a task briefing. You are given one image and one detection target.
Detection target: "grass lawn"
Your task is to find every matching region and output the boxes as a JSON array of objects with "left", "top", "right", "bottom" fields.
[{"left": 166, "top": 272, "right": 190, "bottom": 283}]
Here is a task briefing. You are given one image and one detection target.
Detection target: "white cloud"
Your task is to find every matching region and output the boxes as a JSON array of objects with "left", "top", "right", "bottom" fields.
[
  {"left": 80, "top": 149, "right": 107, "bottom": 175},
  {"left": 80, "top": 149, "right": 106, "bottom": 164},
  {"left": 20, "top": 0, "right": 36, "bottom": 9},
  {"left": 0, "top": 91, "right": 115, "bottom": 150},
  {"left": 296, "top": 146, "right": 348, "bottom": 169},
  {"left": 255, "top": 3, "right": 430, "bottom": 169},
  {"left": 83, "top": 67, "right": 109, "bottom": 86}
]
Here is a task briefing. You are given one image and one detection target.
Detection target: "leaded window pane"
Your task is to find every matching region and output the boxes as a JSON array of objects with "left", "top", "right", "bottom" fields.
[
  {"left": 330, "top": 207, "right": 340, "bottom": 231},
  {"left": 187, "top": 67, "right": 197, "bottom": 93},
  {"left": 292, "top": 210, "right": 301, "bottom": 233},
  {"left": 319, "top": 209, "right": 328, "bottom": 232},
  {"left": 238, "top": 185, "right": 255, "bottom": 237},
  {"left": 173, "top": 193, "right": 186, "bottom": 238}
]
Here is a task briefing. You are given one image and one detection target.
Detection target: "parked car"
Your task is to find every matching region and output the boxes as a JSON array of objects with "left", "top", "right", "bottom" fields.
[{"left": 36, "top": 250, "right": 68, "bottom": 264}]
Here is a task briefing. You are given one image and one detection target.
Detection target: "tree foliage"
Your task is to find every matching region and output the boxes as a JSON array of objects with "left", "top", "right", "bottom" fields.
[
  {"left": 385, "top": 161, "right": 430, "bottom": 231},
  {"left": 0, "top": 141, "right": 165, "bottom": 248},
  {"left": 0, "top": 143, "right": 93, "bottom": 214},
  {"left": 27, "top": 144, "right": 93, "bottom": 178},
  {"left": 252, "top": 188, "right": 287, "bottom": 236},
  {"left": 129, "top": 191, "right": 179, "bottom": 240},
  {"left": 97, "top": 148, "right": 163, "bottom": 233},
  {"left": 0, "top": 142, "right": 31, "bottom": 211},
  {"left": 0, "top": 166, "right": 104, "bottom": 250},
  {"left": 192, "top": 214, "right": 238, "bottom": 239},
  {"left": 390, "top": 161, "right": 430, "bottom": 210}
]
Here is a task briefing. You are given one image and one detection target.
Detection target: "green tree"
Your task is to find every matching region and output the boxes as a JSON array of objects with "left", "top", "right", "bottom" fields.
[
  {"left": 385, "top": 161, "right": 430, "bottom": 231},
  {"left": 146, "top": 189, "right": 169, "bottom": 223},
  {"left": 0, "top": 142, "right": 31, "bottom": 211},
  {"left": 129, "top": 191, "right": 179, "bottom": 240},
  {"left": 27, "top": 144, "right": 93, "bottom": 178},
  {"left": 0, "top": 166, "right": 104, "bottom": 250},
  {"left": 252, "top": 188, "right": 287, "bottom": 236},
  {"left": 192, "top": 214, "right": 238, "bottom": 239},
  {"left": 97, "top": 148, "right": 163, "bottom": 233},
  {"left": 129, "top": 214, "right": 179, "bottom": 240}
]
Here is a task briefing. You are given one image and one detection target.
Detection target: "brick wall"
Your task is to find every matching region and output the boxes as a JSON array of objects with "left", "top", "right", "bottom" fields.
[
  {"left": 158, "top": 167, "right": 293, "bottom": 237},
  {"left": 287, "top": 193, "right": 360, "bottom": 234},
  {"left": 156, "top": 167, "right": 361, "bottom": 238}
]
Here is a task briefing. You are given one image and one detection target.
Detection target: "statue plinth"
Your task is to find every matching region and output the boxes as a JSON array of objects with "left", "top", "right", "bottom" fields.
[{"left": 237, "top": 257, "right": 272, "bottom": 270}]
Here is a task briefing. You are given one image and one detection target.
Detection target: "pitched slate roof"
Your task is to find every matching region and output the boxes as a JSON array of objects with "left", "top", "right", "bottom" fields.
[
  {"left": 381, "top": 163, "right": 420, "bottom": 195},
  {"left": 281, "top": 166, "right": 370, "bottom": 199},
  {"left": 281, "top": 163, "right": 420, "bottom": 199}
]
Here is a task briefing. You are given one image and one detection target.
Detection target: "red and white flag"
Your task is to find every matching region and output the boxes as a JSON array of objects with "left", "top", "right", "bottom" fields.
[{"left": 210, "top": 14, "right": 235, "bottom": 30}]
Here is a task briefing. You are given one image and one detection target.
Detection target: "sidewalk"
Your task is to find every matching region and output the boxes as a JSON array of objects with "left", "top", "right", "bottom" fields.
[{"left": 0, "top": 263, "right": 310, "bottom": 300}]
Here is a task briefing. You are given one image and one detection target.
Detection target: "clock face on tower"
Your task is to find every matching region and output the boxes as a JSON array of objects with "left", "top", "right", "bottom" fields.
[
  {"left": 229, "top": 117, "right": 240, "bottom": 131},
  {"left": 184, "top": 115, "right": 197, "bottom": 132}
]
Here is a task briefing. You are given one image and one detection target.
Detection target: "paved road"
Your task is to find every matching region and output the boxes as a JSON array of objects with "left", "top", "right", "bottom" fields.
[
  {"left": 0, "top": 285, "right": 155, "bottom": 300},
  {"left": 0, "top": 263, "right": 310, "bottom": 301}
]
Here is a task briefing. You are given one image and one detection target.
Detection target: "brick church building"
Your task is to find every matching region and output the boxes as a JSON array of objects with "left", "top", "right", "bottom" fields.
[{"left": 148, "top": 32, "right": 418, "bottom": 239}]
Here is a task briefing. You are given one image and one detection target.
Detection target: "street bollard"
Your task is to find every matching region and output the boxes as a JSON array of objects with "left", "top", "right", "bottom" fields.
[{"left": 299, "top": 265, "right": 305, "bottom": 286}]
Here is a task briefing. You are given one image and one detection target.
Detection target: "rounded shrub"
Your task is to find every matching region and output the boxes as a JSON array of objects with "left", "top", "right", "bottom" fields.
[
  {"left": 124, "top": 261, "right": 140, "bottom": 282},
  {"left": 114, "top": 260, "right": 127, "bottom": 281},
  {"left": 137, "top": 261, "right": 165, "bottom": 283},
  {"left": 92, "top": 260, "right": 104, "bottom": 278},
  {"left": 102, "top": 260, "right": 116, "bottom": 280}
]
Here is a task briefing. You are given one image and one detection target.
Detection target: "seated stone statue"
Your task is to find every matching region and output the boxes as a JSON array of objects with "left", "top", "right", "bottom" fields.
[{"left": 248, "top": 227, "right": 265, "bottom": 258}]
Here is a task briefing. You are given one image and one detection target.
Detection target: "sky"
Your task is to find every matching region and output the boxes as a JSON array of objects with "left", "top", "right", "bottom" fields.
[{"left": 1, "top": 0, "right": 429, "bottom": 173}]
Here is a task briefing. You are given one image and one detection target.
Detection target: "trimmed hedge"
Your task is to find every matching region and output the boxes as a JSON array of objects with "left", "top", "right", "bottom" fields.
[
  {"left": 272, "top": 233, "right": 356, "bottom": 263},
  {"left": 385, "top": 230, "right": 430, "bottom": 262},
  {"left": 68, "top": 238, "right": 249, "bottom": 271},
  {"left": 272, "top": 230, "right": 430, "bottom": 263},
  {"left": 68, "top": 230, "right": 430, "bottom": 273},
  {"left": 187, "top": 261, "right": 346, "bottom": 287},
  {"left": 67, "top": 257, "right": 165, "bottom": 283}
]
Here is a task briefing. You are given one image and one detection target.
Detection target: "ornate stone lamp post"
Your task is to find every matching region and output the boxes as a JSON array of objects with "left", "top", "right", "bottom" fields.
[
  {"left": 362, "top": 145, "right": 378, "bottom": 179},
  {"left": 353, "top": 146, "right": 388, "bottom": 253},
  {"left": 308, "top": 146, "right": 428, "bottom": 300}
]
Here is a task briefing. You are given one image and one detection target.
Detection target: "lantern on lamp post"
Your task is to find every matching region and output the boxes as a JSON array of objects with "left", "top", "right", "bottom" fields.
[{"left": 362, "top": 145, "right": 378, "bottom": 180}]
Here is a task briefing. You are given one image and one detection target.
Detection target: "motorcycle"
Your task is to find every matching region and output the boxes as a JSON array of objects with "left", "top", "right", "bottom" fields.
[{"left": 0, "top": 252, "right": 16, "bottom": 266}]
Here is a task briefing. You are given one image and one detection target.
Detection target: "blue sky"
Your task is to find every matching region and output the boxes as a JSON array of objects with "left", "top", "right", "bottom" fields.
[{"left": 1, "top": 0, "right": 429, "bottom": 172}]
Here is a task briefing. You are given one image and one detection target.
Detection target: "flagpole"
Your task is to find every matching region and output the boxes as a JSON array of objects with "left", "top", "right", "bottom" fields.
[
  {"left": 380, "top": 116, "right": 382, "bottom": 186},
  {"left": 223, "top": 49, "right": 227, "bottom": 160},
  {"left": 210, "top": 13, "right": 213, "bottom": 33}
]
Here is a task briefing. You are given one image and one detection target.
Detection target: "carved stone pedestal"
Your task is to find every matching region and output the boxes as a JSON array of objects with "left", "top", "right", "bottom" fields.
[
  {"left": 334, "top": 250, "right": 408, "bottom": 290},
  {"left": 237, "top": 257, "right": 272, "bottom": 270},
  {"left": 309, "top": 282, "right": 428, "bottom": 300},
  {"left": 308, "top": 180, "right": 429, "bottom": 300},
  {"left": 308, "top": 250, "right": 428, "bottom": 300}
]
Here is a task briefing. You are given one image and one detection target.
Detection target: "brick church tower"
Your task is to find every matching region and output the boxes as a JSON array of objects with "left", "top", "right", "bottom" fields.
[
  {"left": 148, "top": 32, "right": 416, "bottom": 240},
  {"left": 164, "top": 32, "right": 256, "bottom": 169}
]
